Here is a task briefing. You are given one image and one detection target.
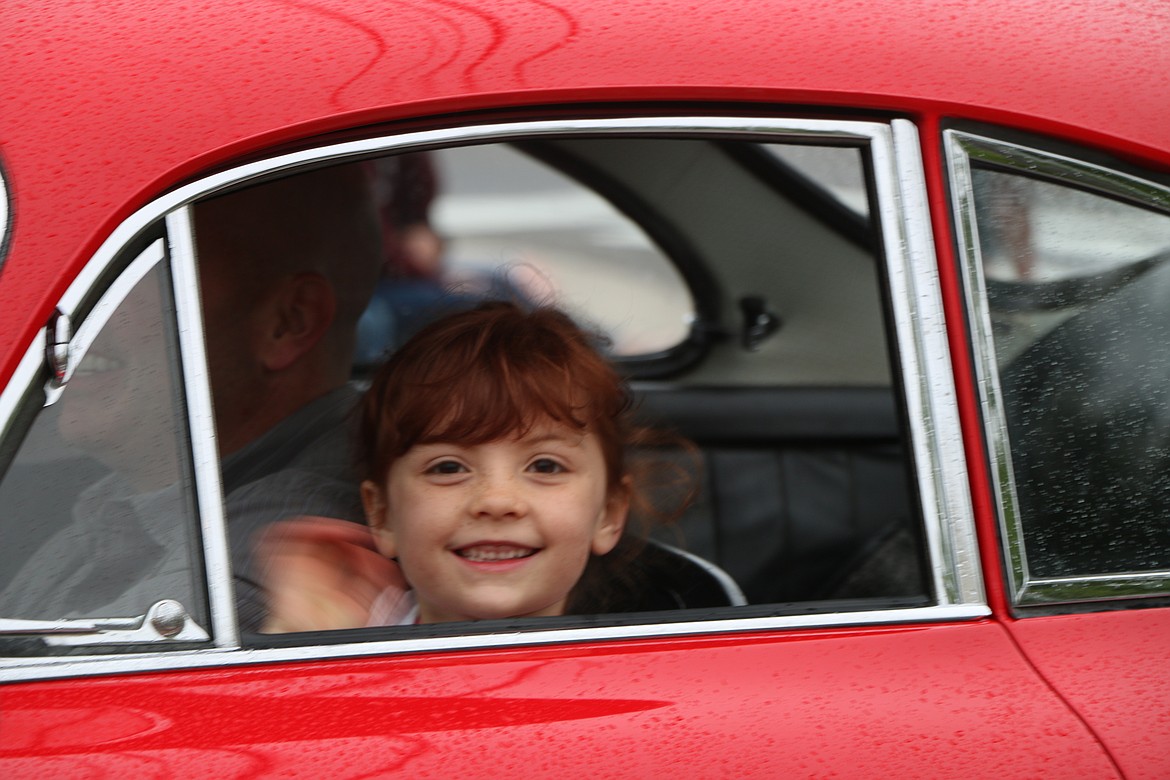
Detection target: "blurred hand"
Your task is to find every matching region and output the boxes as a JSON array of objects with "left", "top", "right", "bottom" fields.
[{"left": 254, "top": 516, "right": 408, "bottom": 633}]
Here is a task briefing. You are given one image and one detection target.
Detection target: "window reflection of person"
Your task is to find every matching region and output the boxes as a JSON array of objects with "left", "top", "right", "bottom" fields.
[
  {"left": 0, "top": 266, "right": 198, "bottom": 621},
  {"left": 0, "top": 163, "right": 384, "bottom": 628},
  {"left": 57, "top": 269, "right": 179, "bottom": 493}
]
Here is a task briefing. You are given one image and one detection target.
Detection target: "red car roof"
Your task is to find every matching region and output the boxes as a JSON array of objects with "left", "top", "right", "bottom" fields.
[{"left": 2, "top": 0, "right": 1169, "bottom": 378}]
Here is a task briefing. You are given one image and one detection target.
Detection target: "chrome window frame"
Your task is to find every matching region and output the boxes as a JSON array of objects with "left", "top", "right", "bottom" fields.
[
  {"left": 946, "top": 129, "right": 1170, "bottom": 606},
  {"left": 1, "top": 116, "right": 986, "bottom": 682},
  {"left": 0, "top": 162, "right": 10, "bottom": 269}
]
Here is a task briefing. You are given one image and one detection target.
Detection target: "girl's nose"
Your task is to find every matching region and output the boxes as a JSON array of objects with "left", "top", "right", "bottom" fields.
[{"left": 470, "top": 474, "right": 529, "bottom": 519}]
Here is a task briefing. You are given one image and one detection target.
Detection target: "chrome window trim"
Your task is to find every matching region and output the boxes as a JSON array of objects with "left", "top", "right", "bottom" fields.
[
  {"left": 946, "top": 129, "right": 1170, "bottom": 606},
  {"left": 0, "top": 334, "right": 46, "bottom": 447},
  {"left": 1, "top": 116, "right": 985, "bottom": 680},
  {"left": 0, "top": 603, "right": 991, "bottom": 682},
  {"left": 167, "top": 208, "right": 239, "bottom": 648},
  {"left": 0, "top": 163, "right": 10, "bottom": 266},
  {"left": 883, "top": 120, "right": 984, "bottom": 607}
]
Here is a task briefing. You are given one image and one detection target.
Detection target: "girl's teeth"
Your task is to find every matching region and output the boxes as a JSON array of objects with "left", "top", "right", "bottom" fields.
[{"left": 459, "top": 546, "right": 534, "bottom": 562}]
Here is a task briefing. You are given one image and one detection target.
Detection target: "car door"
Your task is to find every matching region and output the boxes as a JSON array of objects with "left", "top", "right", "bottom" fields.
[{"left": 0, "top": 115, "right": 1118, "bottom": 777}]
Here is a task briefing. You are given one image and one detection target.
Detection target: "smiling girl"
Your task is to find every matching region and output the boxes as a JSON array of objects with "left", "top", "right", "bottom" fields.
[
  {"left": 355, "top": 301, "right": 653, "bottom": 625},
  {"left": 257, "top": 301, "right": 696, "bottom": 630}
]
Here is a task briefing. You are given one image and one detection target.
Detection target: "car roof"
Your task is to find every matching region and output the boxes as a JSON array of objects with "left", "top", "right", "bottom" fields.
[{"left": 3, "top": 0, "right": 1169, "bottom": 379}]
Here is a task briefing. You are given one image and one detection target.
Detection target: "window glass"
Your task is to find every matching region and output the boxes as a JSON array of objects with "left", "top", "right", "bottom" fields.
[
  {"left": 171, "top": 127, "right": 949, "bottom": 644},
  {"left": 354, "top": 147, "right": 694, "bottom": 365},
  {"left": 972, "top": 167, "right": 1170, "bottom": 578},
  {"left": 766, "top": 145, "right": 870, "bottom": 217},
  {"left": 227, "top": 134, "right": 930, "bottom": 639},
  {"left": 0, "top": 253, "right": 207, "bottom": 629}
]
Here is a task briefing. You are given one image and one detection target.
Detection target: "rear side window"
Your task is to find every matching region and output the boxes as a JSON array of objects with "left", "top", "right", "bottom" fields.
[{"left": 950, "top": 130, "right": 1170, "bottom": 604}]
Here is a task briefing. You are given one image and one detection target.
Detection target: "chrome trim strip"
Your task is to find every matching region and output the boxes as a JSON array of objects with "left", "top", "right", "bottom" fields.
[
  {"left": 0, "top": 332, "right": 45, "bottom": 445},
  {"left": 1, "top": 115, "right": 989, "bottom": 679},
  {"left": 944, "top": 130, "right": 1028, "bottom": 603},
  {"left": 0, "top": 164, "right": 10, "bottom": 261},
  {"left": 0, "top": 604, "right": 991, "bottom": 683},
  {"left": 4, "top": 242, "right": 160, "bottom": 410},
  {"left": 57, "top": 120, "right": 886, "bottom": 272},
  {"left": 946, "top": 129, "right": 1170, "bottom": 606},
  {"left": 166, "top": 208, "right": 239, "bottom": 649},
  {"left": 1018, "top": 571, "right": 1170, "bottom": 605},
  {"left": 876, "top": 120, "right": 984, "bottom": 607},
  {"left": 951, "top": 132, "right": 1170, "bottom": 213},
  {"left": 39, "top": 119, "right": 902, "bottom": 349}
]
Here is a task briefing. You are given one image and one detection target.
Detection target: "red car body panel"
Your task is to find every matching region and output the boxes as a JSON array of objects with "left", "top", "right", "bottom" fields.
[
  {"left": 1, "top": 623, "right": 1117, "bottom": 778},
  {"left": 3, "top": 0, "right": 1169, "bottom": 775},
  {"left": 1005, "top": 610, "right": 1170, "bottom": 780}
]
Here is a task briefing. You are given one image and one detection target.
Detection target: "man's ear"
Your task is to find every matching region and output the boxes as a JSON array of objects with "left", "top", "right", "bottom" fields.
[
  {"left": 591, "top": 476, "right": 630, "bottom": 556},
  {"left": 259, "top": 272, "right": 336, "bottom": 372},
  {"left": 361, "top": 479, "right": 397, "bottom": 558}
]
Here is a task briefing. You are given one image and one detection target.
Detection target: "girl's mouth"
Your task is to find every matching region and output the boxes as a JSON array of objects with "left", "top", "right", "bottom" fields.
[{"left": 455, "top": 544, "right": 538, "bottom": 562}]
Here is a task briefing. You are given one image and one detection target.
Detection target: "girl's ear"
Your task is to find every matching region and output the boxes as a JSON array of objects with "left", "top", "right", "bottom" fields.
[
  {"left": 591, "top": 476, "right": 630, "bottom": 555},
  {"left": 360, "top": 479, "right": 397, "bottom": 558}
]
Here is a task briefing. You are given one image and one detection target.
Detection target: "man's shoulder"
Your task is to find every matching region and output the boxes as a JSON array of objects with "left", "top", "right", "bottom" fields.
[
  {"left": 222, "top": 386, "right": 361, "bottom": 491},
  {"left": 226, "top": 466, "right": 366, "bottom": 525}
]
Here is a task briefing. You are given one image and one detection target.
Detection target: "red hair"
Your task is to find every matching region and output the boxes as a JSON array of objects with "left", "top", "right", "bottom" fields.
[{"left": 359, "top": 302, "right": 632, "bottom": 491}]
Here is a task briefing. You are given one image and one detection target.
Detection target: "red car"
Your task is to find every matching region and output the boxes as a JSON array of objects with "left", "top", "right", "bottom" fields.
[{"left": 2, "top": 0, "right": 1168, "bottom": 776}]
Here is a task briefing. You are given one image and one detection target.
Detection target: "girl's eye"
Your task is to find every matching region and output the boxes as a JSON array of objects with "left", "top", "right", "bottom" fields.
[
  {"left": 528, "top": 458, "right": 566, "bottom": 474},
  {"left": 426, "top": 460, "right": 466, "bottom": 475}
]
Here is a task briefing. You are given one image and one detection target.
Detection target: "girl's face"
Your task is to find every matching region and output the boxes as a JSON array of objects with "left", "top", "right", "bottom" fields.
[{"left": 361, "top": 421, "right": 628, "bottom": 624}]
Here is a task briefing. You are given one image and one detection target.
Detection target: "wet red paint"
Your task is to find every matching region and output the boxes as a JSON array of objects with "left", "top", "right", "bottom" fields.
[{"left": 0, "top": 623, "right": 1119, "bottom": 777}]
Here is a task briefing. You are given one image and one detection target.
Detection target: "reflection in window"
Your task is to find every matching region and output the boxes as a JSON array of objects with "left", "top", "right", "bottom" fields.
[
  {"left": 0, "top": 259, "right": 205, "bottom": 625},
  {"left": 354, "top": 146, "right": 695, "bottom": 366},
  {"left": 973, "top": 167, "right": 1170, "bottom": 578},
  {"left": 766, "top": 145, "right": 869, "bottom": 217}
]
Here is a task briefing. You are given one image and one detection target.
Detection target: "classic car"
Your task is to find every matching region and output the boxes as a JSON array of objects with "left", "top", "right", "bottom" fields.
[{"left": 1, "top": 0, "right": 1168, "bottom": 776}]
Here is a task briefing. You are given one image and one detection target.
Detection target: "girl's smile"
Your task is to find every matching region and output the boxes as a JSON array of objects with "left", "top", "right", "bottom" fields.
[{"left": 453, "top": 543, "right": 540, "bottom": 564}]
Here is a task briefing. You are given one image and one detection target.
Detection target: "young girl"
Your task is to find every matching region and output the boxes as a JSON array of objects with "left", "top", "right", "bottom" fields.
[{"left": 260, "top": 301, "right": 689, "bottom": 630}]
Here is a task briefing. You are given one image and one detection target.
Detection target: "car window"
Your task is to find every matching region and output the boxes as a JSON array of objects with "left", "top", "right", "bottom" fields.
[
  {"left": 0, "top": 241, "right": 210, "bottom": 648},
  {"left": 200, "top": 130, "right": 946, "bottom": 641},
  {"left": 950, "top": 130, "right": 1170, "bottom": 604},
  {"left": 2, "top": 117, "right": 984, "bottom": 665}
]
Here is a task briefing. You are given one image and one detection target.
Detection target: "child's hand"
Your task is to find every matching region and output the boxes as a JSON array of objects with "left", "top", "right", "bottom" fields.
[{"left": 254, "top": 516, "right": 408, "bottom": 633}]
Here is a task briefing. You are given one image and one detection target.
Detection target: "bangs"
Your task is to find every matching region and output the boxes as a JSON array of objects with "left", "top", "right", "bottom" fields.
[
  {"left": 414, "top": 350, "right": 601, "bottom": 446},
  {"left": 361, "top": 303, "right": 631, "bottom": 485}
]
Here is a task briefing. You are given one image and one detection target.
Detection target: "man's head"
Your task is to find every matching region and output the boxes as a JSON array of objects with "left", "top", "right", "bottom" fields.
[{"left": 194, "top": 162, "right": 383, "bottom": 455}]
